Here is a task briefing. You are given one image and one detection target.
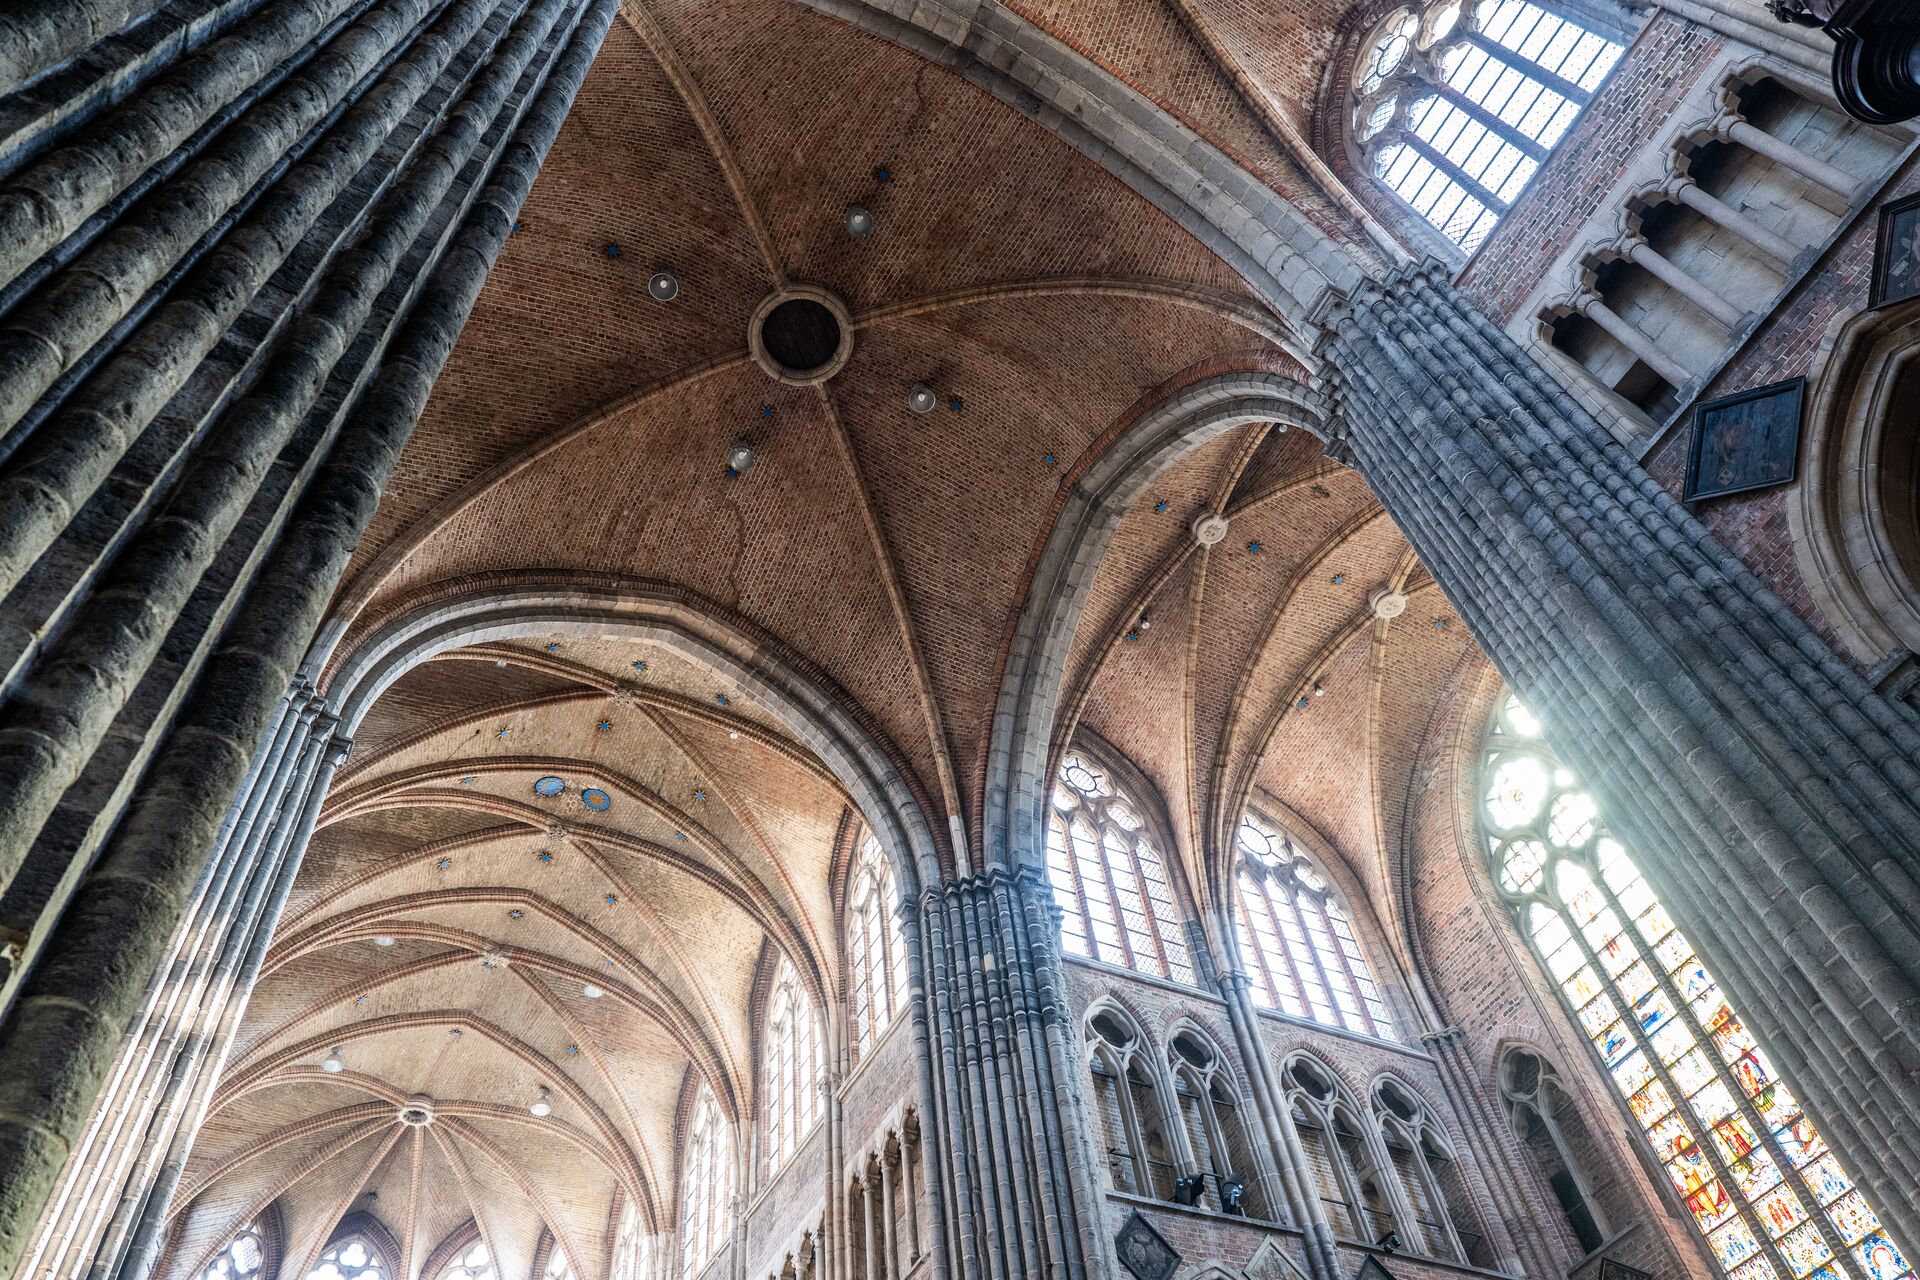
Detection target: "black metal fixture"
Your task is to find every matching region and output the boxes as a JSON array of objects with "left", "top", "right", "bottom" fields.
[
  {"left": 1170, "top": 1173, "right": 1205, "bottom": 1206},
  {"left": 1219, "top": 1175, "right": 1247, "bottom": 1215},
  {"left": 1375, "top": 1230, "right": 1402, "bottom": 1254},
  {"left": 1772, "top": 0, "right": 1920, "bottom": 123}
]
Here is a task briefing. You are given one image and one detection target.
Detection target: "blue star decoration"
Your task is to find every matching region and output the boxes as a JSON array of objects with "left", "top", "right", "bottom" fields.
[
  {"left": 1434, "top": 618, "right": 1448, "bottom": 630},
  {"left": 1248, "top": 541, "right": 1264, "bottom": 553},
  {"left": 1125, "top": 629, "right": 1140, "bottom": 641},
  {"left": 1042, "top": 452, "right": 1056, "bottom": 465},
  {"left": 631, "top": 660, "right": 648, "bottom": 671},
  {"left": 1297, "top": 697, "right": 1309, "bottom": 709},
  {"left": 511, "top": 221, "right": 522, "bottom": 234},
  {"left": 715, "top": 693, "right": 731, "bottom": 705},
  {"left": 761, "top": 404, "right": 774, "bottom": 418},
  {"left": 546, "top": 642, "right": 560, "bottom": 652},
  {"left": 948, "top": 396, "right": 963, "bottom": 412},
  {"left": 605, "top": 242, "right": 620, "bottom": 257},
  {"left": 676, "top": 832, "right": 688, "bottom": 841},
  {"left": 605, "top": 893, "right": 619, "bottom": 905},
  {"left": 1154, "top": 501, "right": 1169, "bottom": 513},
  {"left": 508, "top": 909, "right": 524, "bottom": 920},
  {"left": 437, "top": 858, "right": 452, "bottom": 870},
  {"left": 1332, "top": 573, "right": 1345, "bottom": 584},
  {"left": 693, "top": 788, "right": 707, "bottom": 801},
  {"left": 566, "top": 1043, "right": 580, "bottom": 1056},
  {"left": 355, "top": 995, "right": 368, "bottom": 1006},
  {"left": 596, "top": 719, "right": 612, "bottom": 733},
  {"left": 536, "top": 850, "right": 554, "bottom": 863},
  {"left": 496, "top": 726, "right": 510, "bottom": 739},
  {"left": 459, "top": 776, "right": 474, "bottom": 785},
  {"left": 873, "top": 165, "right": 892, "bottom": 182}
]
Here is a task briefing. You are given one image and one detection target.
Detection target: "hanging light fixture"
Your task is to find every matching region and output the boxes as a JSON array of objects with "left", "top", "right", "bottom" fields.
[
  {"left": 582, "top": 983, "right": 605, "bottom": 999},
  {"left": 373, "top": 935, "right": 395, "bottom": 947},
  {"left": 322, "top": 1047, "right": 345, "bottom": 1073},
  {"left": 724, "top": 443, "right": 755, "bottom": 477},
  {"left": 906, "top": 383, "right": 937, "bottom": 414},
  {"left": 843, "top": 204, "right": 875, "bottom": 236},
  {"left": 647, "top": 270, "right": 678, "bottom": 302},
  {"left": 529, "top": 1086, "right": 553, "bottom": 1118}
]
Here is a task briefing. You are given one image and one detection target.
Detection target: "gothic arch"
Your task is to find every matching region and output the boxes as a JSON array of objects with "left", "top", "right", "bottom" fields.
[
  {"left": 982, "top": 371, "right": 1330, "bottom": 874},
  {"left": 1792, "top": 298, "right": 1920, "bottom": 669}
]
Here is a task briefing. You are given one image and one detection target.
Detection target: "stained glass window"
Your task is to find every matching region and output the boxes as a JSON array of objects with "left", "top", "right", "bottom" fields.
[
  {"left": 1482, "top": 694, "right": 1915, "bottom": 1280},
  {"left": 849, "top": 834, "right": 906, "bottom": 1058},
  {"left": 680, "top": 1085, "right": 729, "bottom": 1277},
  {"left": 763, "top": 955, "right": 822, "bottom": 1176},
  {"left": 202, "top": 1219, "right": 269, "bottom": 1280},
  {"left": 308, "top": 1238, "right": 386, "bottom": 1280},
  {"left": 434, "top": 1241, "right": 493, "bottom": 1280},
  {"left": 1234, "top": 813, "right": 1395, "bottom": 1039},
  {"left": 1351, "top": 0, "right": 1624, "bottom": 252},
  {"left": 543, "top": 1242, "right": 573, "bottom": 1280},
  {"left": 1044, "top": 752, "right": 1195, "bottom": 983}
]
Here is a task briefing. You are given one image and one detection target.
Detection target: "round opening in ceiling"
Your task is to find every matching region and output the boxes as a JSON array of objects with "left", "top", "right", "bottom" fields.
[{"left": 748, "top": 286, "right": 853, "bottom": 385}]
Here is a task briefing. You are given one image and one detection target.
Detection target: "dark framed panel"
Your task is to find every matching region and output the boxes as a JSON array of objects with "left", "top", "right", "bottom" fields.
[
  {"left": 1682, "top": 377, "right": 1806, "bottom": 502},
  {"left": 1872, "top": 189, "right": 1920, "bottom": 308}
]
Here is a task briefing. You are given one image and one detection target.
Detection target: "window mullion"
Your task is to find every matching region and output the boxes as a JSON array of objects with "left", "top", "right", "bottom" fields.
[
  {"left": 1465, "top": 32, "right": 1591, "bottom": 104},
  {"left": 1129, "top": 837, "right": 1170, "bottom": 974},
  {"left": 1400, "top": 132, "right": 1511, "bottom": 217},
  {"left": 1592, "top": 876, "right": 1869, "bottom": 1280},
  {"left": 1093, "top": 808, "right": 1139, "bottom": 971},
  {"left": 1431, "top": 80, "right": 1549, "bottom": 160},
  {"left": 1552, "top": 898, "right": 1801, "bottom": 1280}
]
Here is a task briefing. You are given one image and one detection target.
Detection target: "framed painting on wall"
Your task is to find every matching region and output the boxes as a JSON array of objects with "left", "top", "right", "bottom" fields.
[
  {"left": 1873, "top": 190, "right": 1920, "bottom": 308},
  {"left": 1683, "top": 377, "right": 1806, "bottom": 502}
]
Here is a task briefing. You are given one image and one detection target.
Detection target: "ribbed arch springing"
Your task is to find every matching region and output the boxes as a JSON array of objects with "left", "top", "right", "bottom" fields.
[
  {"left": 848, "top": 833, "right": 906, "bottom": 1058},
  {"left": 1233, "top": 812, "right": 1394, "bottom": 1039},
  {"left": 1482, "top": 694, "right": 1915, "bottom": 1280},
  {"left": 1351, "top": 0, "right": 1624, "bottom": 251},
  {"left": 680, "top": 1085, "right": 729, "bottom": 1277},
  {"left": 1044, "top": 752, "right": 1194, "bottom": 983},
  {"left": 763, "top": 954, "right": 823, "bottom": 1176}
]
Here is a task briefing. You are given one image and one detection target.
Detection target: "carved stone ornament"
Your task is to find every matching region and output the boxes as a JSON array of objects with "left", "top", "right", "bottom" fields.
[{"left": 1114, "top": 1211, "right": 1180, "bottom": 1280}]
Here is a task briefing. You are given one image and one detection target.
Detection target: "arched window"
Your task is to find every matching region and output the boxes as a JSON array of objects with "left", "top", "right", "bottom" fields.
[
  {"left": 1282, "top": 1057, "right": 1398, "bottom": 1244},
  {"left": 1168, "top": 1028, "right": 1270, "bottom": 1220},
  {"left": 1482, "top": 695, "right": 1915, "bottom": 1280},
  {"left": 610, "top": 1199, "right": 654, "bottom": 1280},
  {"left": 680, "top": 1084, "right": 729, "bottom": 1277},
  {"left": 541, "top": 1238, "right": 574, "bottom": 1280},
  {"left": 848, "top": 834, "right": 906, "bottom": 1058},
  {"left": 433, "top": 1240, "right": 493, "bottom": 1280},
  {"left": 1373, "top": 1079, "right": 1494, "bottom": 1267},
  {"left": 1502, "top": 1048, "right": 1613, "bottom": 1257},
  {"left": 763, "top": 955, "right": 823, "bottom": 1176},
  {"left": 1084, "top": 1008, "right": 1180, "bottom": 1199},
  {"left": 1351, "top": 0, "right": 1625, "bottom": 252},
  {"left": 308, "top": 1238, "right": 387, "bottom": 1280},
  {"left": 1045, "top": 752, "right": 1194, "bottom": 983},
  {"left": 1234, "top": 813, "right": 1395, "bottom": 1039},
  {"left": 201, "top": 1218, "right": 271, "bottom": 1280}
]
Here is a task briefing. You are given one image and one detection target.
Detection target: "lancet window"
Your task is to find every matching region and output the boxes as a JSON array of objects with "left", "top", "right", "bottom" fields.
[
  {"left": 848, "top": 834, "right": 906, "bottom": 1058},
  {"left": 1351, "top": 0, "right": 1625, "bottom": 251},
  {"left": 681, "top": 1085, "right": 730, "bottom": 1277},
  {"left": 763, "top": 955, "right": 823, "bottom": 1176},
  {"left": 1482, "top": 694, "right": 1914, "bottom": 1280},
  {"left": 1234, "top": 813, "right": 1394, "bottom": 1038},
  {"left": 1045, "top": 752, "right": 1194, "bottom": 983}
]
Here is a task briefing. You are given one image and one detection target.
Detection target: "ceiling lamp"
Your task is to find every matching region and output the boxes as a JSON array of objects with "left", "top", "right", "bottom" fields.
[
  {"left": 907, "top": 383, "right": 937, "bottom": 414},
  {"left": 724, "top": 443, "right": 755, "bottom": 477},
  {"left": 529, "top": 1086, "right": 553, "bottom": 1118},
  {"left": 843, "top": 204, "right": 874, "bottom": 236},
  {"left": 322, "top": 1047, "right": 345, "bottom": 1073},
  {"left": 373, "top": 935, "right": 395, "bottom": 947},
  {"left": 648, "top": 270, "right": 678, "bottom": 302},
  {"left": 582, "top": 983, "right": 605, "bottom": 999}
]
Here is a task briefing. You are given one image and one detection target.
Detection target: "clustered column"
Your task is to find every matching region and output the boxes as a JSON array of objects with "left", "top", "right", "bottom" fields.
[
  {"left": 1322, "top": 263, "right": 1920, "bottom": 1256},
  {"left": 0, "top": 0, "right": 621, "bottom": 1269},
  {"left": 915, "top": 865, "right": 1113, "bottom": 1280}
]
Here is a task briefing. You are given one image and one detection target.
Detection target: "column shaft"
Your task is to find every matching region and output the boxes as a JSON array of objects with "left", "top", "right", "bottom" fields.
[
  {"left": 1580, "top": 295, "right": 1695, "bottom": 388},
  {"left": 1674, "top": 179, "right": 1802, "bottom": 263},
  {"left": 1625, "top": 240, "right": 1746, "bottom": 328},
  {"left": 1726, "top": 117, "right": 1859, "bottom": 193}
]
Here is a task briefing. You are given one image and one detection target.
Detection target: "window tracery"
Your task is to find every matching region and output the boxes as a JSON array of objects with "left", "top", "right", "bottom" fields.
[
  {"left": 610, "top": 1200, "right": 654, "bottom": 1280},
  {"left": 1282, "top": 1057, "right": 1399, "bottom": 1244},
  {"left": 1502, "top": 1048, "right": 1613, "bottom": 1257},
  {"left": 1045, "top": 753, "right": 1194, "bottom": 983},
  {"left": 1482, "top": 695, "right": 1915, "bottom": 1280},
  {"left": 308, "top": 1238, "right": 387, "bottom": 1280},
  {"left": 763, "top": 955, "right": 823, "bottom": 1176},
  {"left": 1351, "top": 0, "right": 1625, "bottom": 252},
  {"left": 848, "top": 834, "right": 906, "bottom": 1058},
  {"left": 1373, "top": 1079, "right": 1492, "bottom": 1267},
  {"left": 201, "top": 1218, "right": 271, "bottom": 1280},
  {"left": 1168, "top": 1029, "right": 1269, "bottom": 1220},
  {"left": 433, "top": 1240, "right": 493, "bottom": 1280},
  {"left": 1234, "top": 813, "right": 1395, "bottom": 1039},
  {"left": 681, "top": 1085, "right": 730, "bottom": 1277},
  {"left": 1085, "top": 1008, "right": 1179, "bottom": 1199}
]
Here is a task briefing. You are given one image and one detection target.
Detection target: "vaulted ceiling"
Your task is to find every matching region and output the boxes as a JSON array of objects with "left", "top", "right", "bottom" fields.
[{"left": 160, "top": 1, "right": 1491, "bottom": 1276}]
